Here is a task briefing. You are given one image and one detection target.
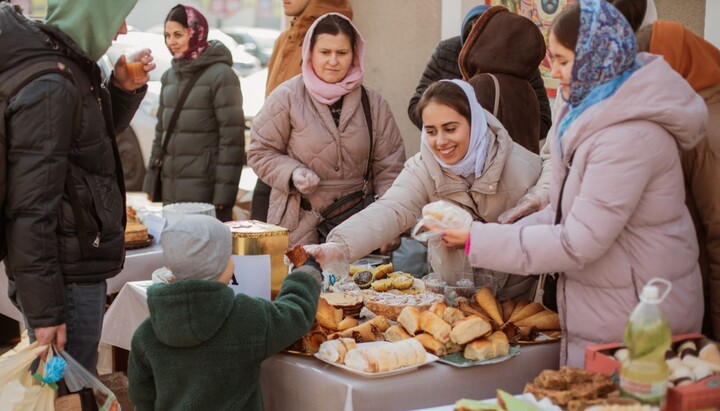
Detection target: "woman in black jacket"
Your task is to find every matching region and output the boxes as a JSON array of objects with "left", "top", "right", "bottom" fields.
[{"left": 143, "top": 4, "right": 244, "bottom": 221}]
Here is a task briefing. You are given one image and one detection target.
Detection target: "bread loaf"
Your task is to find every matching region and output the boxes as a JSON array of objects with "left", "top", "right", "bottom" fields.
[
  {"left": 398, "top": 306, "right": 422, "bottom": 335},
  {"left": 430, "top": 302, "right": 447, "bottom": 318},
  {"left": 419, "top": 310, "right": 451, "bottom": 342},
  {"left": 343, "top": 339, "right": 427, "bottom": 373},
  {"left": 450, "top": 315, "right": 493, "bottom": 345},
  {"left": 443, "top": 307, "right": 466, "bottom": 326},
  {"left": 463, "top": 331, "right": 509, "bottom": 361}
]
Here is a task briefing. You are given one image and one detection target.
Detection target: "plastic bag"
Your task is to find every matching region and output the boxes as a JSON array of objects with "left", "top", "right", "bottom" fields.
[
  {"left": 0, "top": 343, "right": 57, "bottom": 411},
  {"left": 411, "top": 200, "right": 473, "bottom": 242},
  {"left": 58, "top": 350, "right": 120, "bottom": 411}
]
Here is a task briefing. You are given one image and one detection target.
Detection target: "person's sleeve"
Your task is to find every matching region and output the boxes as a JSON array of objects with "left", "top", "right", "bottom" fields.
[
  {"left": 683, "top": 138, "right": 720, "bottom": 337},
  {"left": 328, "top": 157, "right": 431, "bottom": 262},
  {"left": 246, "top": 89, "right": 305, "bottom": 194},
  {"left": 408, "top": 45, "right": 444, "bottom": 130},
  {"left": 529, "top": 68, "right": 551, "bottom": 140},
  {"left": 467, "top": 129, "right": 652, "bottom": 275},
  {"left": 371, "top": 97, "right": 406, "bottom": 197},
  {"left": 128, "top": 327, "right": 157, "bottom": 411},
  {"left": 263, "top": 267, "right": 321, "bottom": 355},
  {"left": 107, "top": 74, "right": 146, "bottom": 135},
  {"left": 4, "top": 74, "right": 76, "bottom": 328},
  {"left": 211, "top": 67, "right": 244, "bottom": 207}
]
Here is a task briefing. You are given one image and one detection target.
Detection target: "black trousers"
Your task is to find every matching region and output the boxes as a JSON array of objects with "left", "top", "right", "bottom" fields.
[{"left": 250, "top": 178, "right": 271, "bottom": 222}]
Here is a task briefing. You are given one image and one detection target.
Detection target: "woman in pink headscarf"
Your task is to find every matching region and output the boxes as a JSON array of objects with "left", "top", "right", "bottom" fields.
[
  {"left": 247, "top": 13, "right": 406, "bottom": 246},
  {"left": 143, "top": 4, "right": 244, "bottom": 221}
]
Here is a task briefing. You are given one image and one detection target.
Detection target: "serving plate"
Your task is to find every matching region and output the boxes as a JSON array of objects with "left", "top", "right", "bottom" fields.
[
  {"left": 438, "top": 345, "right": 520, "bottom": 368},
  {"left": 314, "top": 341, "right": 438, "bottom": 378},
  {"left": 125, "top": 234, "right": 153, "bottom": 250}
]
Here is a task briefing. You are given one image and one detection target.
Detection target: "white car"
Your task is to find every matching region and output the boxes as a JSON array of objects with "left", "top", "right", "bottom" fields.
[
  {"left": 222, "top": 26, "right": 280, "bottom": 67},
  {"left": 102, "top": 31, "right": 265, "bottom": 191}
]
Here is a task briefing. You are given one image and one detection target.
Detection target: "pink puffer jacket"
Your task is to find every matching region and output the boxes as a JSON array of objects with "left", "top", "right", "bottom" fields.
[
  {"left": 466, "top": 54, "right": 707, "bottom": 366},
  {"left": 247, "top": 75, "right": 405, "bottom": 246}
]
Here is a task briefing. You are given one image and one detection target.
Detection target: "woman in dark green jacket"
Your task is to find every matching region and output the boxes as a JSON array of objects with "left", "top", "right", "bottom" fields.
[{"left": 143, "top": 4, "right": 244, "bottom": 221}]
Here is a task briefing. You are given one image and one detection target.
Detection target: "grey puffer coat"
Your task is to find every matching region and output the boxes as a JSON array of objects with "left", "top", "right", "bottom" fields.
[{"left": 143, "top": 41, "right": 244, "bottom": 208}]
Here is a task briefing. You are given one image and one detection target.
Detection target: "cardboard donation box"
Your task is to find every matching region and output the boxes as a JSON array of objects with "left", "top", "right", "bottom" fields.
[
  {"left": 226, "top": 220, "right": 289, "bottom": 299},
  {"left": 585, "top": 333, "right": 720, "bottom": 411}
]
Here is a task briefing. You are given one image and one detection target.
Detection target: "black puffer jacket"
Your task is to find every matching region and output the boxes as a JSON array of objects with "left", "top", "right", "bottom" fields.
[
  {"left": 407, "top": 36, "right": 551, "bottom": 141},
  {"left": 143, "top": 41, "right": 244, "bottom": 208},
  {"left": 2, "top": 13, "right": 144, "bottom": 328}
]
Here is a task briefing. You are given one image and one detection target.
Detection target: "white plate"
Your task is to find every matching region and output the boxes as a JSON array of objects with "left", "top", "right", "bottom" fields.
[{"left": 314, "top": 341, "right": 439, "bottom": 378}]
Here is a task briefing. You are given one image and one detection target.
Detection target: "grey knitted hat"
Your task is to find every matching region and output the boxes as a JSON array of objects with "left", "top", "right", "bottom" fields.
[{"left": 160, "top": 215, "right": 232, "bottom": 281}]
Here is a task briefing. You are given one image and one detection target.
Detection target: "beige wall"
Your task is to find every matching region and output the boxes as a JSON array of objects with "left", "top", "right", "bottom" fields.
[
  {"left": 655, "top": 0, "right": 705, "bottom": 36},
  {"left": 350, "top": 0, "right": 441, "bottom": 157}
]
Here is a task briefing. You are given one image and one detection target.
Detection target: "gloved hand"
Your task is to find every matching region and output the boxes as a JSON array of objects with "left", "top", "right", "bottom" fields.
[
  {"left": 304, "top": 243, "right": 349, "bottom": 279},
  {"left": 497, "top": 187, "right": 550, "bottom": 224},
  {"left": 292, "top": 167, "right": 320, "bottom": 195}
]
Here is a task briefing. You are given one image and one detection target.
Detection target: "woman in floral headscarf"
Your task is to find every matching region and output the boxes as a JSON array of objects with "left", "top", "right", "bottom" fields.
[
  {"left": 432, "top": 0, "right": 706, "bottom": 366},
  {"left": 143, "top": 4, "right": 244, "bottom": 221}
]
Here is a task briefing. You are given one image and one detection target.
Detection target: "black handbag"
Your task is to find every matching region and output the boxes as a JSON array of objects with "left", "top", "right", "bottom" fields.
[
  {"left": 541, "top": 150, "right": 576, "bottom": 311},
  {"left": 146, "top": 69, "right": 205, "bottom": 201},
  {"left": 302, "top": 86, "right": 375, "bottom": 243}
]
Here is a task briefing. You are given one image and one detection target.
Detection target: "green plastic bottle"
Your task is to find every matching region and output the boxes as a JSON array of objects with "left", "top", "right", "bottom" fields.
[{"left": 620, "top": 278, "right": 673, "bottom": 406}]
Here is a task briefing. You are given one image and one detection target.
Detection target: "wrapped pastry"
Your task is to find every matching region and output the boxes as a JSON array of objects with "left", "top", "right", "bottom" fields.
[
  {"left": 419, "top": 310, "right": 451, "bottom": 343},
  {"left": 328, "top": 316, "right": 390, "bottom": 342},
  {"left": 316, "top": 338, "right": 357, "bottom": 363},
  {"left": 398, "top": 306, "right": 422, "bottom": 335},
  {"left": 384, "top": 325, "right": 412, "bottom": 342},
  {"left": 670, "top": 366, "right": 695, "bottom": 386},
  {"left": 337, "top": 317, "right": 359, "bottom": 331},
  {"left": 456, "top": 298, "right": 493, "bottom": 324},
  {"left": 699, "top": 343, "right": 720, "bottom": 366},
  {"left": 343, "top": 339, "right": 427, "bottom": 373},
  {"left": 518, "top": 325, "right": 539, "bottom": 341},
  {"left": 507, "top": 302, "right": 545, "bottom": 324},
  {"left": 515, "top": 310, "right": 560, "bottom": 330},
  {"left": 678, "top": 340, "right": 698, "bottom": 358},
  {"left": 450, "top": 315, "right": 492, "bottom": 345},
  {"left": 501, "top": 300, "right": 516, "bottom": 323}
]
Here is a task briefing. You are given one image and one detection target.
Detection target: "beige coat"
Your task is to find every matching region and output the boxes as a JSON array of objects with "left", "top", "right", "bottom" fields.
[
  {"left": 247, "top": 76, "right": 405, "bottom": 246},
  {"left": 328, "top": 112, "right": 541, "bottom": 299},
  {"left": 466, "top": 55, "right": 706, "bottom": 366}
]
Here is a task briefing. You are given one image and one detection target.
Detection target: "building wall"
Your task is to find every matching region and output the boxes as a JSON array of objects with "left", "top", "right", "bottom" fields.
[
  {"left": 349, "top": 0, "right": 441, "bottom": 157},
  {"left": 655, "top": 0, "right": 705, "bottom": 36}
]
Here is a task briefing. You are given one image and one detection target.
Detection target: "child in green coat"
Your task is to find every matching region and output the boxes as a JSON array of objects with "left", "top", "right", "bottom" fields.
[{"left": 128, "top": 215, "right": 321, "bottom": 410}]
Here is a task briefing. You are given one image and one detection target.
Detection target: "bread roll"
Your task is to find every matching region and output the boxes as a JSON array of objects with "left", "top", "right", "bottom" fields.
[
  {"left": 419, "top": 310, "right": 451, "bottom": 342},
  {"left": 384, "top": 325, "right": 412, "bottom": 342},
  {"left": 464, "top": 337, "right": 494, "bottom": 361},
  {"left": 488, "top": 331, "right": 510, "bottom": 357},
  {"left": 430, "top": 302, "right": 447, "bottom": 318},
  {"left": 316, "top": 338, "right": 357, "bottom": 363},
  {"left": 443, "top": 307, "right": 466, "bottom": 326},
  {"left": 415, "top": 333, "right": 447, "bottom": 356},
  {"left": 450, "top": 315, "right": 493, "bottom": 345},
  {"left": 398, "top": 306, "right": 422, "bottom": 335}
]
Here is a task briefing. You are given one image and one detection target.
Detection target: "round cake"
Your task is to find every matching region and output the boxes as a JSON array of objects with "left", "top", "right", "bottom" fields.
[
  {"left": 363, "top": 291, "right": 444, "bottom": 321},
  {"left": 320, "top": 292, "right": 363, "bottom": 317}
]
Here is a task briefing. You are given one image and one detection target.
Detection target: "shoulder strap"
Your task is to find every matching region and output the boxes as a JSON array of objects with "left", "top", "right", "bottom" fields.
[
  {"left": 554, "top": 151, "right": 576, "bottom": 225},
  {"left": 157, "top": 69, "right": 205, "bottom": 162},
  {"left": 486, "top": 73, "right": 500, "bottom": 117},
  {"left": 360, "top": 85, "right": 373, "bottom": 186}
]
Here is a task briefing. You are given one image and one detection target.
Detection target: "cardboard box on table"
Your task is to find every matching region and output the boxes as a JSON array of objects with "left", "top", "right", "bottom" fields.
[{"left": 585, "top": 333, "right": 720, "bottom": 411}]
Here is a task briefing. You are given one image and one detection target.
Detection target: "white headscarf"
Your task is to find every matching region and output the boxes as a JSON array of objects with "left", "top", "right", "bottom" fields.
[{"left": 421, "top": 79, "right": 490, "bottom": 177}]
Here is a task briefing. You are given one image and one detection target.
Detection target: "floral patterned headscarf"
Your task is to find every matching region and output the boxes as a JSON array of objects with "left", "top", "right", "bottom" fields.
[
  {"left": 557, "top": 0, "right": 638, "bottom": 142},
  {"left": 166, "top": 4, "right": 209, "bottom": 61}
]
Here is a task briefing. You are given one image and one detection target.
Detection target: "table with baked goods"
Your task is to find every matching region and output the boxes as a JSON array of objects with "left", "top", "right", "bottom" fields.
[
  {"left": 0, "top": 244, "right": 164, "bottom": 323},
  {"left": 260, "top": 342, "right": 560, "bottom": 411}
]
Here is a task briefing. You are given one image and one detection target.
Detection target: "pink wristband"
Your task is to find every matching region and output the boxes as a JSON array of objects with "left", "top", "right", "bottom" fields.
[{"left": 464, "top": 234, "right": 471, "bottom": 255}]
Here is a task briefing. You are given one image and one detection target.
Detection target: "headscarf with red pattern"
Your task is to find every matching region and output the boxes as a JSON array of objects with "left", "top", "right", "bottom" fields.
[{"left": 166, "top": 4, "right": 209, "bottom": 61}]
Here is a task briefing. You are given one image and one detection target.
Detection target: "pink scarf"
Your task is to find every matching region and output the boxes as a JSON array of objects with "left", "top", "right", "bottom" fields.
[
  {"left": 179, "top": 5, "right": 208, "bottom": 61},
  {"left": 301, "top": 13, "right": 365, "bottom": 105}
]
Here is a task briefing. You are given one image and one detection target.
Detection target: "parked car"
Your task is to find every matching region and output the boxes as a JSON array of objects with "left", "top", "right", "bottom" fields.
[
  {"left": 222, "top": 26, "right": 280, "bottom": 67},
  {"left": 145, "top": 25, "right": 261, "bottom": 77},
  {"left": 102, "top": 31, "right": 265, "bottom": 191}
]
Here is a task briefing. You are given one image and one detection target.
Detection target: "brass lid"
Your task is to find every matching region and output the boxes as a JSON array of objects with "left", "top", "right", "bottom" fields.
[{"left": 225, "top": 220, "right": 289, "bottom": 238}]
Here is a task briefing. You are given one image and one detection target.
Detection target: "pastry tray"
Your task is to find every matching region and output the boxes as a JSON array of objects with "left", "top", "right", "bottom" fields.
[
  {"left": 517, "top": 333, "right": 561, "bottom": 345},
  {"left": 125, "top": 234, "right": 153, "bottom": 250},
  {"left": 438, "top": 345, "right": 520, "bottom": 368},
  {"left": 314, "top": 341, "right": 438, "bottom": 378}
]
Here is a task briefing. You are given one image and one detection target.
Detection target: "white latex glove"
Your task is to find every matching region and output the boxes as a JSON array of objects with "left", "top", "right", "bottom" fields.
[
  {"left": 292, "top": 167, "right": 320, "bottom": 195},
  {"left": 304, "top": 243, "right": 349, "bottom": 279},
  {"left": 497, "top": 186, "right": 550, "bottom": 224}
]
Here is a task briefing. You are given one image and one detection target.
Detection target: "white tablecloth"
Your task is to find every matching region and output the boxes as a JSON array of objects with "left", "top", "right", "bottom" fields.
[
  {"left": 100, "top": 281, "right": 153, "bottom": 350},
  {"left": 0, "top": 244, "right": 164, "bottom": 322}
]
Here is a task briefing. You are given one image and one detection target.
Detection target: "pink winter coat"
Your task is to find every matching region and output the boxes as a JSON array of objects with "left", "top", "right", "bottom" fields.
[
  {"left": 466, "top": 54, "right": 707, "bottom": 367},
  {"left": 247, "top": 76, "right": 405, "bottom": 246}
]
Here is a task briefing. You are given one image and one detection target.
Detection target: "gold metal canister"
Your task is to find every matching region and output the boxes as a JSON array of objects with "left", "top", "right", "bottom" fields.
[{"left": 226, "top": 220, "right": 289, "bottom": 299}]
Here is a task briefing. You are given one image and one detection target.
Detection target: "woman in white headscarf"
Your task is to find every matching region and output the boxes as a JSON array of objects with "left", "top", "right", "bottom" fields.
[{"left": 307, "top": 79, "right": 542, "bottom": 300}]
